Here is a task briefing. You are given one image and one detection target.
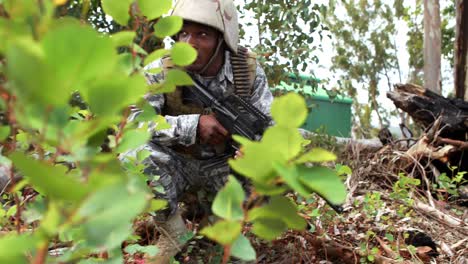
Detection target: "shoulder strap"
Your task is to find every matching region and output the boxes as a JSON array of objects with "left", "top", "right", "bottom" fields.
[{"left": 231, "top": 46, "right": 257, "bottom": 99}]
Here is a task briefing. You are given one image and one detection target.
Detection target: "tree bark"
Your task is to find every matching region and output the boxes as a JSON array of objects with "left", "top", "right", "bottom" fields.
[
  {"left": 423, "top": 0, "right": 441, "bottom": 94},
  {"left": 454, "top": 0, "right": 468, "bottom": 101},
  {"left": 387, "top": 83, "right": 468, "bottom": 140}
]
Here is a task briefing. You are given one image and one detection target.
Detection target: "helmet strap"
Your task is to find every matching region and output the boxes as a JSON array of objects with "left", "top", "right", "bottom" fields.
[{"left": 198, "top": 36, "right": 224, "bottom": 75}]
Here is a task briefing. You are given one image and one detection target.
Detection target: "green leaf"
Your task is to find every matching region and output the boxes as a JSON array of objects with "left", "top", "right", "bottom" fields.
[
  {"left": 271, "top": 93, "right": 307, "bottom": 128},
  {"left": 42, "top": 20, "right": 118, "bottom": 95},
  {"left": 117, "top": 53, "right": 140, "bottom": 76},
  {"left": 3, "top": 0, "right": 39, "bottom": 22},
  {"left": 111, "top": 31, "right": 136, "bottom": 47},
  {"left": 77, "top": 182, "right": 149, "bottom": 249},
  {"left": 252, "top": 180, "right": 288, "bottom": 196},
  {"left": 298, "top": 165, "right": 347, "bottom": 205},
  {"left": 132, "top": 43, "right": 148, "bottom": 55},
  {"left": 144, "top": 49, "right": 169, "bottom": 66},
  {"left": 154, "top": 16, "right": 183, "bottom": 38},
  {"left": 273, "top": 162, "right": 310, "bottom": 197},
  {"left": 133, "top": 101, "right": 156, "bottom": 122},
  {"left": 148, "top": 199, "right": 168, "bottom": 212},
  {"left": 0, "top": 233, "right": 39, "bottom": 264},
  {"left": 149, "top": 82, "right": 176, "bottom": 94},
  {"left": 171, "top": 42, "right": 197, "bottom": 66},
  {"left": 166, "top": 69, "right": 194, "bottom": 86},
  {"left": 261, "top": 126, "right": 302, "bottom": 161},
  {"left": 248, "top": 196, "right": 306, "bottom": 230},
  {"left": 137, "top": 0, "right": 172, "bottom": 20},
  {"left": 86, "top": 74, "right": 147, "bottom": 117},
  {"left": 212, "top": 176, "right": 245, "bottom": 221},
  {"left": 228, "top": 142, "right": 277, "bottom": 182},
  {"left": 10, "top": 152, "right": 88, "bottom": 202},
  {"left": 154, "top": 115, "right": 171, "bottom": 130},
  {"left": 251, "top": 218, "right": 286, "bottom": 241},
  {"left": 124, "top": 244, "right": 159, "bottom": 257},
  {"left": 230, "top": 235, "right": 256, "bottom": 261},
  {"left": 0, "top": 126, "right": 10, "bottom": 140},
  {"left": 295, "top": 148, "right": 337, "bottom": 164},
  {"left": 38, "top": 201, "right": 61, "bottom": 236},
  {"left": 101, "top": 0, "right": 134, "bottom": 25},
  {"left": 200, "top": 220, "right": 242, "bottom": 245},
  {"left": 5, "top": 38, "right": 64, "bottom": 107},
  {"left": 116, "top": 129, "right": 151, "bottom": 153},
  {"left": 336, "top": 164, "right": 352, "bottom": 176},
  {"left": 231, "top": 135, "right": 254, "bottom": 148},
  {"left": 0, "top": 17, "right": 30, "bottom": 53}
]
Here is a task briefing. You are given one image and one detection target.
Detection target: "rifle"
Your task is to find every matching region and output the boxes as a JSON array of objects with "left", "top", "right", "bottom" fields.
[{"left": 188, "top": 78, "right": 271, "bottom": 143}]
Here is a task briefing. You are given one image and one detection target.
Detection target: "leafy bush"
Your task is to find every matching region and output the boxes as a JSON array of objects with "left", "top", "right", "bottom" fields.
[{"left": 0, "top": 1, "right": 346, "bottom": 263}]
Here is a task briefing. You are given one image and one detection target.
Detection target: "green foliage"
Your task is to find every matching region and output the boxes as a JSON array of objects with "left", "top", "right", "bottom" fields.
[
  {"left": 362, "top": 192, "right": 384, "bottom": 217},
  {"left": 200, "top": 220, "right": 242, "bottom": 245},
  {"left": 10, "top": 152, "right": 88, "bottom": 202},
  {"left": 124, "top": 244, "right": 159, "bottom": 257},
  {"left": 137, "top": 0, "right": 172, "bottom": 21},
  {"left": 241, "top": 0, "right": 326, "bottom": 88},
  {"left": 101, "top": 0, "right": 134, "bottom": 26},
  {"left": 389, "top": 173, "right": 420, "bottom": 217},
  {"left": 434, "top": 166, "right": 467, "bottom": 199},
  {"left": 230, "top": 235, "right": 257, "bottom": 261},
  {"left": 154, "top": 16, "right": 183, "bottom": 38},
  {"left": 0, "top": 1, "right": 346, "bottom": 263},
  {"left": 212, "top": 176, "right": 245, "bottom": 221},
  {"left": 170, "top": 42, "right": 197, "bottom": 66},
  {"left": 202, "top": 93, "right": 346, "bottom": 259},
  {"left": 323, "top": 0, "right": 406, "bottom": 136},
  {"left": 403, "top": 0, "right": 424, "bottom": 85},
  {"left": 0, "top": 0, "right": 186, "bottom": 262}
]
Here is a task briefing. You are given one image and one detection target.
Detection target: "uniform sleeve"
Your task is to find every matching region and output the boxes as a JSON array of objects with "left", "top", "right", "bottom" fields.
[
  {"left": 136, "top": 63, "right": 200, "bottom": 147},
  {"left": 249, "top": 62, "right": 274, "bottom": 118}
]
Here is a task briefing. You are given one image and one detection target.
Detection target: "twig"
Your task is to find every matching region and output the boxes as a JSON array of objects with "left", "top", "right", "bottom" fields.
[
  {"left": 440, "top": 241, "right": 454, "bottom": 257},
  {"left": 450, "top": 238, "right": 468, "bottom": 250},
  {"left": 436, "top": 137, "right": 468, "bottom": 150},
  {"left": 375, "top": 236, "right": 397, "bottom": 259},
  {"left": 32, "top": 241, "right": 49, "bottom": 264},
  {"left": 413, "top": 200, "right": 465, "bottom": 228},
  {"left": 222, "top": 245, "right": 231, "bottom": 264},
  {"left": 0, "top": 178, "right": 10, "bottom": 196},
  {"left": 153, "top": 225, "right": 182, "bottom": 252}
]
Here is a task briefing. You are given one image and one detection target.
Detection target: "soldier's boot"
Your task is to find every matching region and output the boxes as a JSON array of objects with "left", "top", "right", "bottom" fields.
[{"left": 147, "top": 210, "right": 188, "bottom": 264}]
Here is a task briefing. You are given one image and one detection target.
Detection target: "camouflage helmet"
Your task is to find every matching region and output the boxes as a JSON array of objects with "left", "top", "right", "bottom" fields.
[{"left": 172, "top": 0, "right": 239, "bottom": 53}]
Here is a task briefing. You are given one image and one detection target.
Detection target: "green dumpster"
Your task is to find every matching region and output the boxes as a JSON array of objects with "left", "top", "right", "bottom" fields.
[{"left": 273, "top": 74, "right": 353, "bottom": 137}]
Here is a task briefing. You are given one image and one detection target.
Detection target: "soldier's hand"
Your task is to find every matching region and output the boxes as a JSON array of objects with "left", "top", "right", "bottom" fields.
[
  {"left": 198, "top": 114, "right": 229, "bottom": 145},
  {"left": 234, "top": 148, "right": 244, "bottom": 159}
]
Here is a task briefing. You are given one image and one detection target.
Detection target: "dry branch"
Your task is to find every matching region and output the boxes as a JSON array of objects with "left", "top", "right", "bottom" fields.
[{"left": 412, "top": 200, "right": 466, "bottom": 228}]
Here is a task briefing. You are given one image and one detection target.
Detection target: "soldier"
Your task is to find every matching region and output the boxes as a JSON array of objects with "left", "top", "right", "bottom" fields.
[{"left": 142, "top": 0, "right": 273, "bottom": 262}]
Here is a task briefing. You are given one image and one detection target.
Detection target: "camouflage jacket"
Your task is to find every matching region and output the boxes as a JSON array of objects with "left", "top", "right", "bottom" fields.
[{"left": 142, "top": 51, "right": 273, "bottom": 159}]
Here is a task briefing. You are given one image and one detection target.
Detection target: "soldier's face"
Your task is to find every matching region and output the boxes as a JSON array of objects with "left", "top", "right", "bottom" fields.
[{"left": 177, "top": 22, "right": 220, "bottom": 73}]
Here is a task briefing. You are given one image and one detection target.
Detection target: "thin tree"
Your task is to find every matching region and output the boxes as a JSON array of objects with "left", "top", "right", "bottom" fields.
[
  {"left": 423, "top": 0, "right": 442, "bottom": 94},
  {"left": 454, "top": 0, "right": 468, "bottom": 100}
]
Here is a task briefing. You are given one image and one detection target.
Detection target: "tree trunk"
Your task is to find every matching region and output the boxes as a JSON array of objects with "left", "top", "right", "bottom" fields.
[
  {"left": 423, "top": 0, "right": 441, "bottom": 94},
  {"left": 454, "top": 0, "right": 468, "bottom": 101}
]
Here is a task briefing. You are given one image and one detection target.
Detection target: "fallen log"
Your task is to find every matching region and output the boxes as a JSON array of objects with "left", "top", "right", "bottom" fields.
[{"left": 387, "top": 83, "right": 468, "bottom": 140}]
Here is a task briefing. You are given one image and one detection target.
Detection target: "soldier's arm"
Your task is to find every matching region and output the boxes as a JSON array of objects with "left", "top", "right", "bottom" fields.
[
  {"left": 132, "top": 67, "right": 200, "bottom": 147},
  {"left": 249, "top": 62, "right": 274, "bottom": 119}
]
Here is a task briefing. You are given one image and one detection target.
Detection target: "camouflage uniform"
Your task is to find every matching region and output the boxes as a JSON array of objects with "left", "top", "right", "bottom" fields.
[{"left": 141, "top": 51, "right": 273, "bottom": 218}]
